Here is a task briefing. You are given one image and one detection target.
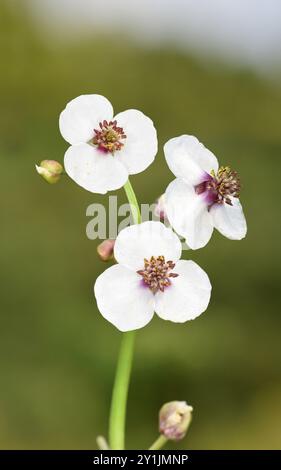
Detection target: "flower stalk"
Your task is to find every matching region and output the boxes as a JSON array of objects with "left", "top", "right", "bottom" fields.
[
  {"left": 149, "top": 435, "right": 168, "bottom": 450},
  {"left": 108, "top": 178, "right": 141, "bottom": 450},
  {"left": 123, "top": 178, "right": 142, "bottom": 224},
  {"left": 109, "top": 330, "right": 136, "bottom": 449}
]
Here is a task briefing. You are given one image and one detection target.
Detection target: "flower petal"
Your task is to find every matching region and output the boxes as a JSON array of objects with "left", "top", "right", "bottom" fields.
[
  {"left": 59, "top": 94, "right": 113, "bottom": 145},
  {"left": 94, "top": 264, "right": 155, "bottom": 332},
  {"left": 113, "top": 109, "right": 158, "bottom": 174},
  {"left": 164, "top": 135, "right": 219, "bottom": 185},
  {"left": 154, "top": 260, "right": 211, "bottom": 323},
  {"left": 210, "top": 197, "right": 247, "bottom": 240},
  {"left": 64, "top": 143, "right": 128, "bottom": 194},
  {"left": 114, "top": 221, "right": 182, "bottom": 270},
  {"left": 165, "top": 178, "right": 214, "bottom": 249}
]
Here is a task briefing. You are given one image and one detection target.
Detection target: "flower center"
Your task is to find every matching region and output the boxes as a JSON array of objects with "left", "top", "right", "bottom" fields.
[
  {"left": 137, "top": 256, "right": 179, "bottom": 294},
  {"left": 93, "top": 120, "right": 126, "bottom": 154},
  {"left": 195, "top": 166, "right": 241, "bottom": 206}
]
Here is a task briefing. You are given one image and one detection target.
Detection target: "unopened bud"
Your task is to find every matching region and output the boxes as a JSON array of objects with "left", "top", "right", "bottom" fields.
[
  {"left": 159, "top": 401, "right": 193, "bottom": 441},
  {"left": 36, "top": 160, "right": 63, "bottom": 184},
  {"left": 154, "top": 194, "right": 167, "bottom": 221},
  {"left": 97, "top": 239, "right": 115, "bottom": 262}
]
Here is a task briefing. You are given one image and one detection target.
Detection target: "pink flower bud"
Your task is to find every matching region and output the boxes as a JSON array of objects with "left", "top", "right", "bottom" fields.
[
  {"left": 159, "top": 401, "right": 193, "bottom": 441},
  {"left": 154, "top": 194, "right": 167, "bottom": 221},
  {"left": 97, "top": 239, "right": 115, "bottom": 262}
]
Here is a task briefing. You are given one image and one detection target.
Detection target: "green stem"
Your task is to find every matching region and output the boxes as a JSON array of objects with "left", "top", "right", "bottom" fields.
[
  {"left": 149, "top": 435, "right": 168, "bottom": 450},
  {"left": 109, "top": 331, "right": 136, "bottom": 449},
  {"left": 123, "top": 178, "right": 141, "bottom": 224},
  {"left": 108, "top": 178, "right": 141, "bottom": 450}
]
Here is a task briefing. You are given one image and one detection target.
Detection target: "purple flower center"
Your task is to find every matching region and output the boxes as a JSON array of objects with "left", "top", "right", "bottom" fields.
[
  {"left": 93, "top": 120, "right": 126, "bottom": 154},
  {"left": 195, "top": 166, "right": 241, "bottom": 206},
  {"left": 137, "top": 256, "right": 179, "bottom": 294}
]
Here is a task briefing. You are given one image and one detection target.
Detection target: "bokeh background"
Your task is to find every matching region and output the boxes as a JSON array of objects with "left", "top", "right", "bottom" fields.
[{"left": 1, "top": 0, "right": 281, "bottom": 449}]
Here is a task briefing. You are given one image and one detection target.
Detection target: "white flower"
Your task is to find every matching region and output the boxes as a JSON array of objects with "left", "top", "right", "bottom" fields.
[
  {"left": 94, "top": 221, "right": 211, "bottom": 332},
  {"left": 164, "top": 135, "right": 247, "bottom": 249},
  {"left": 59, "top": 94, "right": 158, "bottom": 194}
]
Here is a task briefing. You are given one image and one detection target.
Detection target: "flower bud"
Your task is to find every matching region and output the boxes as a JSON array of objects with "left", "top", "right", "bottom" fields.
[
  {"left": 159, "top": 401, "right": 193, "bottom": 441},
  {"left": 36, "top": 160, "right": 63, "bottom": 184},
  {"left": 97, "top": 239, "right": 115, "bottom": 262},
  {"left": 154, "top": 194, "right": 167, "bottom": 221}
]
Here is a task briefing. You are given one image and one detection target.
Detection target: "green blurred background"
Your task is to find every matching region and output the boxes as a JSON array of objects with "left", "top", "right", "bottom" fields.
[{"left": 1, "top": 0, "right": 280, "bottom": 449}]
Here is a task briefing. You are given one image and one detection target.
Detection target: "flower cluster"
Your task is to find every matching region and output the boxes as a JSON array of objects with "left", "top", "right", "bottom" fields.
[
  {"left": 37, "top": 93, "right": 248, "bottom": 449},
  {"left": 36, "top": 93, "right": 247, "bottom": 332}
]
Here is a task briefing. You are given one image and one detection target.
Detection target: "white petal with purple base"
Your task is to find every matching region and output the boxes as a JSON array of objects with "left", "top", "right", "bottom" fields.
[
  {"left": 114, "top": 221, "right": 182, "bottom": 271},
  {"left": 64, "top": 143, "right": 128, "bottom": 194},
  {"left": 94, "top": 264, "right": 154, "bottom": 332},
  {"left": 165, "top": 178, "right": 214, "bottom": 249},
  {"left": 210, "top": 197, "right": 247, "bottom": 240},
  {"left": 164, "top": 135, "right": 219, "bottom": 186},
  {"left": 114, "top": 109, "right": 158, "bottom": 174},
  {"left": 154, "top": 260, "right": 211, "bottom": 322},
  {"left": 59, "top": 94, "right": 113, "bottom": 145}
]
